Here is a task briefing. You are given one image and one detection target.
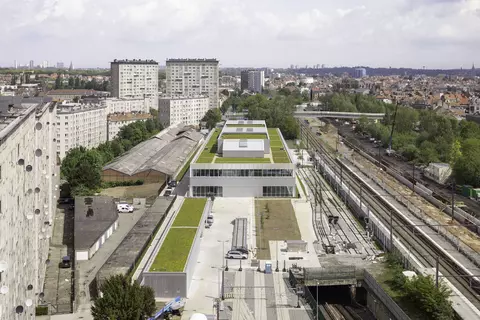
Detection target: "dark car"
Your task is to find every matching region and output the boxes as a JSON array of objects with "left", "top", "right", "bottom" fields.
[
  {"left": 168, "top": 180, "right": 177, "bottom": 187},
  {"left": 59, "top": 256, "right": 71, "bottom": 268}
]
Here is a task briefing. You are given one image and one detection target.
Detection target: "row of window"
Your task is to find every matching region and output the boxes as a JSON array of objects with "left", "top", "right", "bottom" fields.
[
  {"left": 262, "top": 186, "right": 294, "bottom": 197},
  {"left": 192, "top": 169, "right": 294, "bottom": 177},
  {"left": 192, "top": 186, "right": 223, "bottom": 197}
]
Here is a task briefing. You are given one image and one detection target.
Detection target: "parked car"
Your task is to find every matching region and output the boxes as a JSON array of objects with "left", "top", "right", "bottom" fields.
[
  {"left": 164, "top": 190, "right": 172, "bottom": 197},
  {"left": 117, "top": 204, "right": 134, "bottom": 213},
  {"left": 168, "top": 180, "right": 177, "bottom": 188},
  {"left": 226, "top": 250, "right": 248, "bottom": 259},
  {"left": 206, "top": 214, "right": 214, "bottom": 225},
  {"left": 59, "top": 256, "right": 71, "bottom": 268}
]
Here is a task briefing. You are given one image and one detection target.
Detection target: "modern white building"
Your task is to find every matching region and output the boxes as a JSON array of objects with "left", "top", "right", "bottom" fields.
[
  {"left": 56, "top": 102, "right": 107, "bottom": 159},
  {"left": 110, "top": 59, "right": 159, "bottom": 111},
  {"left": 0, "top": 97, "right": 57, "bottom": 319},
  {"left": 158, "top": 96, "right": 209, "bottom": 127},
  {"left": 166, "top": 59, "right": 219, "bottom": 109},
  {"left": 100, "top": 97, "right": 149, "bottom": 114},
  {"left": 240, "top": 70, "right": 264, "bottom": 93},
  {"left": 107, "top": 112, "right": 153, "bottom": 141},
  {"left": 189, "top": 120, "right": 296, "bottom": 197},
  {"left": 354, "top": 68, "right": 367, "bottom": 78}
]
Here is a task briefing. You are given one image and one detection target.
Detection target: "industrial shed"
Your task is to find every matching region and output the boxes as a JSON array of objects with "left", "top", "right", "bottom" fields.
[
  {"left": 102, "top": 123, "right": 204, "bottom": 183},
  {"left": 74, "top": 196, "right": 119, "bottom": 261}
]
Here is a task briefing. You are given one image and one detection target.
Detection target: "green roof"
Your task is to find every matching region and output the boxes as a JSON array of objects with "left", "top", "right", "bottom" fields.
[
  {"left": 150, "top": 197, "right": 208, "bottom": 272},
  {"left": 172, "top": 198, "right": 207, "bottom": 227},
  {"left": 268, "top": 128, "right": 291, "bottom": 163},
  {"left": 214, "top": 157, "right": 272, "bottom": 164},
  {"left": 221, "top": 133, "right": 267, "bottom": 139},
  {"left": 194, "top": 129, "right": 220, "bottom": 164},
  {"left": 149, "top": 228, "right": 197, "bottom": 272}
]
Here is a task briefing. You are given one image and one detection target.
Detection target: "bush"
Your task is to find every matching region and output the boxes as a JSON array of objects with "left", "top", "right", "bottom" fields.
[{"left": 101, "top": 180, "right": 144, "bottom": 188}]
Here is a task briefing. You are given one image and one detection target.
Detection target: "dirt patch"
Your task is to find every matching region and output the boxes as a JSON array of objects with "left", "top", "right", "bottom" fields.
[
  {"left": 100, "top": 183, "right": 162, "bottom": 203},
  {"left": 255, "top": 199, "right": 302, "bottom": 259}
]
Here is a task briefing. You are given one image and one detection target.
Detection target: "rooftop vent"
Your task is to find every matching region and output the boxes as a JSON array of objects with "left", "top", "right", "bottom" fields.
[
  {"left": 236, "top": 128, "right": 243, "bottom": 132},
  {"left": 247, "top": 120, "right": 253, "bottom": 124},
  {"left": 86, "top": 207, "right": 94, "bottom": 217},
  {"left": 246, "top": 128, "right": 254, "bottom": 132},
  {"left": 238, "top": 120, "right": 244, "bottom": 124}
]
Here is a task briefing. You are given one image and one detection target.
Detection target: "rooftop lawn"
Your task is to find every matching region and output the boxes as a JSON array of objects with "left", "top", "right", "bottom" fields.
[
  {"left": 268, "top": 128, "right": 291, "bottom": 163},
  {"left": 221, "top": 133, "right": 267, "bottom": 139},
  {"left": 194, "top": 129, "right": 220, "bottom": 163},
  {"left": 149, "top": 228, "right": 198, "bottom": 272},
  {"left": 214, "top": 157, "right": 272, "bottom": 164},
  {"left": 226, "top": 124, "right": 265, "bottom": 127},
  {"left": 172, "top": 198, "right": 207, "bottom": 227}
]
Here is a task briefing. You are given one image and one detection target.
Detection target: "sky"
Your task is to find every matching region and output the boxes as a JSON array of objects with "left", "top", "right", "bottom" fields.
[{"left": 1, "top": 0, "right": 480, "bottom": 69}]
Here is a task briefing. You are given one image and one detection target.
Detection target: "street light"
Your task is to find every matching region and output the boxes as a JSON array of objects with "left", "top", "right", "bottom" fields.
[{"left": 218, "top": 240, "right": 230, "bottom": 269}]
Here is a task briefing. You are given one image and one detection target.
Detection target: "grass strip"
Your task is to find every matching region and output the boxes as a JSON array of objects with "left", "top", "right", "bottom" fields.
[
  {"left": 149, "top": 228, "right": 197, "bottom": 272},
  {"left": 172, "top": 198, "right": 207, "bottom": 227}
]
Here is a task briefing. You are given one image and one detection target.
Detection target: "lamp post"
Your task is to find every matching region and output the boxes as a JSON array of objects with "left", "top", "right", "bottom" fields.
[
  {"left": 218, "top": 240, "right": 229, "bottom": 269},
  {"left": 316, "top": 280, "right": 319, "bottom": 320}
]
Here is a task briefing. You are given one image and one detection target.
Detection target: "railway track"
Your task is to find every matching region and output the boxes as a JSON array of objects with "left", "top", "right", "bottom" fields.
[
  {"left": 321, "top": 302, "right": 371, "bottom": 320},
  {"left": 300, "top": 121, "right": 480, "bottom": 312},
  {"left": 298, "top": 167, "right": 376, "bottom": 255}
]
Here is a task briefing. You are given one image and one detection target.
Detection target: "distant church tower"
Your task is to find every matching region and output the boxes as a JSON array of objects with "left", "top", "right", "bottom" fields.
[
  {"left": 472, "top": 63, "right": 476, "bottom": 77},
  {"left": 69, "top": 61, "right": 74, "bottom": 71}
]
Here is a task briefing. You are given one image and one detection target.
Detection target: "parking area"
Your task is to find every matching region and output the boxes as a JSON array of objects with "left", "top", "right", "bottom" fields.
[{"left": 182, "top": 198, "right": 255, "bottom": 318}]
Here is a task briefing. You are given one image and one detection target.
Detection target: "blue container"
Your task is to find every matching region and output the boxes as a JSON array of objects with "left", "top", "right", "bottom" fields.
[{"left": 265, "top": 261, "right": 272, "bottom": 274}]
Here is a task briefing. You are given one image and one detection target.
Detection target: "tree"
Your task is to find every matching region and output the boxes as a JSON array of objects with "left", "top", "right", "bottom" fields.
[
  {"left": 453, "top": 138, "right": 480, "bottom": 187},
  {"left": 91, "top": 274, "right": 155, "bottom": 320},
  {"left": 61, "top": 148, "right": 102, "bottom": 191},
  {"left": 201, "top": 108, "right": 222, "bottom": 129},
  {"left": 55, "top": 76, "right": 62, "bottom": 89}
]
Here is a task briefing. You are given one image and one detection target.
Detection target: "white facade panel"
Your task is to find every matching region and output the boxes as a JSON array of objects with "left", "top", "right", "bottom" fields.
[
  {"left": 76, "top": 251, "right": 89, "bottom": 261},
  {"left": 0, "top": 101, "right": 57, "bottom": 318},
  {"left": 101, "top": 98, "right": 148, "bottom": 114}
]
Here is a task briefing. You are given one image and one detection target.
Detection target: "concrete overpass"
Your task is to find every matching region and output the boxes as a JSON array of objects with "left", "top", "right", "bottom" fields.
[{"left": 294, "top": 110, "right": 385, "bottom": 119}]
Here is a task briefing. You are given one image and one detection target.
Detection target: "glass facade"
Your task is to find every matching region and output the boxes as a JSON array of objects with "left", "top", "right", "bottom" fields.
[
  {"left": 192, "top": 169, "right": 293, "bottom": 177},
  {"left": 193, "top": 186, "right": 223, "bottom": 197},
  {"left": 262, "top": 186, "right": 294, "bottom": 197}
]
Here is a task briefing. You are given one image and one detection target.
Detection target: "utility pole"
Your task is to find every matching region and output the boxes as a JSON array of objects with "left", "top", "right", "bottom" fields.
[
  {"left": 451, "top": 180, "right": 456, "bottom": 222},
  {"left": 435, "top": 255, "right": 440, "bottom": 288},
  {"left": 412, "top": 162, "right": 415, "bottom": 194},
  {"left": 389, "top": 211, "right": 393, "bottom": 251}
]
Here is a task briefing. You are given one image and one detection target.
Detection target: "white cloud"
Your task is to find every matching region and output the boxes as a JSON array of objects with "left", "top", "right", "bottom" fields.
[{"left": 0, "top": 0, "right": 479, "bottom": 68}]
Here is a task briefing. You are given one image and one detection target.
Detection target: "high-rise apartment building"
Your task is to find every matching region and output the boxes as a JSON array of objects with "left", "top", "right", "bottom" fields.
[
  {"left": 56, "top": 62, "right": 64, "bottom": 69},
  {"left": 29, "top": 60, "right": 34, "bottom": 69},
  {"left": 100, "top": 97, "right": 149, "bottom": 114},
  {"left": 0, "top": 97, "right": 57, "bottom": 319},
  {"left": 110, "top": 59, "right": 159, "bottom": 111},
  {"left": 354, "top": 68, "right": 367, "bottom": 78},
  {"left": 240, "top": 70, "right": 264, "bottom": 93},
  {"left": 56, "top": 102, "right": 107, "bottom": 159},
  {"left": 166, "top": 59, "right": 219, "bottom": 109},
  {"left": 158, "top": 96, "right": 209, "bottom": 127}
]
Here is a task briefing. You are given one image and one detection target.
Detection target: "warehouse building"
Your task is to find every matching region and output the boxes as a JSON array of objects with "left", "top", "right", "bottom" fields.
[{"left": 102, "top": 123, "right": 204, "bottom": 183}]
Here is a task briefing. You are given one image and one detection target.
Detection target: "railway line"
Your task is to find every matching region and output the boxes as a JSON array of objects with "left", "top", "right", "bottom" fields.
[
  {"left": 297, "top": 166, "right": 377, "bottom": 256},
  {"left": 299, "top": 121, "right": 480, "bottom": 313},
  {"left": 320, "top": 302, "right": 374, "bottom": 320}
]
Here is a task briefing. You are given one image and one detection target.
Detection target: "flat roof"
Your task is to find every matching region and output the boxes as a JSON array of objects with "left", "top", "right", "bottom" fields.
[
  {"left": 97, "top": 198, "right": 173, "bottom": 284},
  {"left": 225, "top": 120, "right": 266, "bottom": 126},
  {"left": 166, "top": 58, "right": 218, "bottom": 63},
  {"left": 111, "top": 59, "right": 158, "bottom": 65},
  {"left": 149, "top": 198, "right": 207, "bottom": 272},
  {"left": 74, "top": 196, "right": 119, "bottom": 250}
]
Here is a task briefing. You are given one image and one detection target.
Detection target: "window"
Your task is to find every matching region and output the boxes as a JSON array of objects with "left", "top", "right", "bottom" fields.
[
  {"left": 192, "top": 186, "right": 223, "bottom": 197},
  {"left": 262, "top": 186, "right": 294, "bottom": 197}
]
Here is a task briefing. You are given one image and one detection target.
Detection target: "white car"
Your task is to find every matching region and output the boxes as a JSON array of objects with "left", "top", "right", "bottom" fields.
[
  {"left": 117, "top": 204, "right": 134, "bottom": 213},
  {"left": 226, "top": 251, "right": 248, "bottom": 259}
]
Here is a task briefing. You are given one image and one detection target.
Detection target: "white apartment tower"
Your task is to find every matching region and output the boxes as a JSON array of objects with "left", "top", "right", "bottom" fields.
[
  {"left": 166, "top": 59, "right": 219, "bottom": 109},
  {"left": 56, "top": 102, "right": 107, "bottom": 159},
  {"left": 158, "top": 96, "right": 209, "bottom": 127},
  {"left": 110, "top": 59, "right": 159, "bottom": 111},
  {"left": 0, "top": 97, "right": 57, "bottom": 319}
]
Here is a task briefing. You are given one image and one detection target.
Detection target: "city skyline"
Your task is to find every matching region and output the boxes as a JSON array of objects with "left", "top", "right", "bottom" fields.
[{"left": 1, "top": 0, "right": 479, "bottom": 69}]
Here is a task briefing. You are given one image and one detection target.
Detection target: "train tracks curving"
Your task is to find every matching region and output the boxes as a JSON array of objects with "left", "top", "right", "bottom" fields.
[{"left": 300, "top": 121, "right": 480, "bottom": 312}]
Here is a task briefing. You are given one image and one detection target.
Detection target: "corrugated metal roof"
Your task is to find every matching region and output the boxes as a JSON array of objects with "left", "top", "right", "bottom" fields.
[{"left": 103, "top": 123, "right": 203, "bottom": 176}]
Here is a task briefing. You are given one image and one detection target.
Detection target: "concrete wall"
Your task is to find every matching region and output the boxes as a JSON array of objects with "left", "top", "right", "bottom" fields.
[
  {"left": 0, "top": 102, "right": 57, "bottom": 319},
  {"left": 223, "top": 149, "right": 264, "bottom": 158},
  {"left": 141, "top": 199, "right": 211, "bottom": 299},
  {"left": 141, "top": 272, "right": 187, "bottom": 298},
  {"left": 75, "top": 251, "right": 88, "bottom": 261}
]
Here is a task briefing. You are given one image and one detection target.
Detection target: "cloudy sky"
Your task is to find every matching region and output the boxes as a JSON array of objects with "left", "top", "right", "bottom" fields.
[{"left": 1, "top": 0, "right": 479, "bottom": 69}]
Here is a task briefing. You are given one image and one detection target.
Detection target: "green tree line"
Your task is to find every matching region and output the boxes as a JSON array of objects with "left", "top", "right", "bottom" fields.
[
  {"left": 61, "top": 115, "right": 163, "bottom": 196},
  {"left": 55, "top": 76, "right": 109, "bottom": 91},
  {"left": 352, "top": 99, "right": 480, "bottom": 186},
  {"left": 320, "top": 93, "right": 390, "bottom": 113},
  {"left": 219, "top": 93, "right": 300, "bottom": 139}
]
